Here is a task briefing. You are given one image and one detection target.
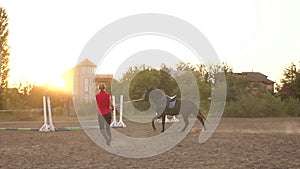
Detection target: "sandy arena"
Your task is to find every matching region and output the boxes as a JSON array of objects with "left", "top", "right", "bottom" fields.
[{"left": 0, "top": 118, "right": 299, "bottom": 168}]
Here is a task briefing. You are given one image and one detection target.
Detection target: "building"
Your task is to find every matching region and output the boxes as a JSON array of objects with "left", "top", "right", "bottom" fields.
[
  {"left": 234, "top": 72, "right": 275, "bottom": 93},
  {"left": 62, "top": 58, "right": 113, "bottom": 116}
]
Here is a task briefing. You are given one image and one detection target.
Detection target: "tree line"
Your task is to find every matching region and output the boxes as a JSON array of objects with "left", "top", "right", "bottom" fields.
[{"left": 112, "top": 62, "right": 300, "bottom": 117}]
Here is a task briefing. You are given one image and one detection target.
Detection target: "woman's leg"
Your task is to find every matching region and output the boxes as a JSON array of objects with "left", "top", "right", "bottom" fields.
[
  {"left": 103, "top": 113, "right": 112, "bottom": 142},
  {"left": 98, "top": 114, "right": 110, "bottom": 145}
]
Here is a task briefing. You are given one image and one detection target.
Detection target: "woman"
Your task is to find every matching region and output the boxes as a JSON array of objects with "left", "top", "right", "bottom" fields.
[{"left": 95, "top": 83, "right": 114, "bottom": 146}]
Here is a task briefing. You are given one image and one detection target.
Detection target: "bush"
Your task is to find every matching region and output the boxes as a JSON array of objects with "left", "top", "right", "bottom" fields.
[
  {"left": 282, "top": 97, "right": 300, "bottom": 117},
  {"left": 224, "top": 93, "right": 284, "bottom": 117},
  {"left": 259, "top": 93, "right": 283, "bottom": 117},
  {"left": 53, "top": 106, "right": 64, "bottom": 116}
]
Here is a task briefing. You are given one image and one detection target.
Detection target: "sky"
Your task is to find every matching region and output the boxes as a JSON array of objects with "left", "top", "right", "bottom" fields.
[{"left": 1, "top": 0, "right": 300, "bottom": 87}]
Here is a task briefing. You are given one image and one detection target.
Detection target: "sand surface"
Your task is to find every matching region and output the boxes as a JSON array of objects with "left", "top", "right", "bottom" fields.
[{"left": 0, "top": 118, "right": 299, "bottom": 168}]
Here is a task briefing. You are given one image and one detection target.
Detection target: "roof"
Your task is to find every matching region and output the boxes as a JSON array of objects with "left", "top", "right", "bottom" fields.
[
  {"left": 77, "top": 58, "right": 96, "bottom": 67},
  {"left": 235, "top": 72, "right": 275, "bottom": 84},
  {"left": 95, "top": 74, "right": 113, "bottom": 79}
]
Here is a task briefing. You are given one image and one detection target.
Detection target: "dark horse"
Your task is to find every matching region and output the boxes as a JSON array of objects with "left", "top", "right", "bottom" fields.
[{"left": 143, "top": 88, "right": 206, "bottom": 133}]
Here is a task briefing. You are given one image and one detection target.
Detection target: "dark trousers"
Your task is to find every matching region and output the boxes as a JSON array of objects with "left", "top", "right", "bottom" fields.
[
  {"left": 98, "top": 113, "right": 111, "bottom": 129},
  {"left": 98, "top": 113, "right": 112, "bottom": 145}
]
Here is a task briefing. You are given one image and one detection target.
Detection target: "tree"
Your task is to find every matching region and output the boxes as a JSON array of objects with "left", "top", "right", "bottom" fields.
[
  {"left": 176, "top": 61, "right": 196, "bottom": 71},
  {"left": 158, "top": 66, "right": 177, "bottom": 96},
  {"left": 129, "top": 69, "right": 161, "bottom": 100},
  {"left": 225, "top": 74, "right": 250, "bottom": 102},
  {"left": 278, "top": 62, "right": 300, "bottom": 100},
  {"left": 0, "top": 7, "right": 10, "bottom": 109}
]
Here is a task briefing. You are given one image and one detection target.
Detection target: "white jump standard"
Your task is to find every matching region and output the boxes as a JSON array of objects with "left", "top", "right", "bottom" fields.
[
  {"left": 39, "top": 96, "right": 55, "bottom": 131},
  {"left": 110, "top": 95, "right": 126, "bottom": 128},
  {"left": 155, "top": 112, "right": 179, "bottom": 123}
]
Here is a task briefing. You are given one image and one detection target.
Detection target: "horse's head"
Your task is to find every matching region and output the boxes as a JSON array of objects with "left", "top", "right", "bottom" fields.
[
  {"left": 142, "top": 87, "right": 167, "bottom": 106},
  {"left": 141, "top": 87, "right": 153, "bottom": 102}
]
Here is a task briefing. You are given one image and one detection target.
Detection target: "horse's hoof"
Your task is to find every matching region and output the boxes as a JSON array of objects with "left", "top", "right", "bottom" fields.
[{"left": 161, "top": 130, "right": 165, "bottom": 133}]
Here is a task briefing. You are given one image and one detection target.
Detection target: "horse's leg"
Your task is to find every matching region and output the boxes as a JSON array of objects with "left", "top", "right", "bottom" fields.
[
  {"left": 152, "top": 118, "right": 156, "bottom": 130},
  {"left": 161, "top": 115, "right": 166, "bottom": 133},
  {"left": 195, "top": 110, "right": 206, "bottom": 130},
  {"left": 181, "top": 115, "right": 189, "bottom": 132},
  {"left": 152, "top": 112, "right": 162, "bottom": 131},
  {"left": 197, "top": 113, "right": 206, "bottom": 130}
]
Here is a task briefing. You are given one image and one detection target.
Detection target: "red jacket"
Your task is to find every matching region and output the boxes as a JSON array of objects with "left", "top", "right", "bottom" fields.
[{"left": 96, "top": 91, "right": 111, "bottom": 115}]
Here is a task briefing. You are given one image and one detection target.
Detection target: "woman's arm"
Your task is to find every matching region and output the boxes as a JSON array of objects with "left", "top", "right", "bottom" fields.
[{"left": 109, "top": 96, "right": 114, "bottom": 110}]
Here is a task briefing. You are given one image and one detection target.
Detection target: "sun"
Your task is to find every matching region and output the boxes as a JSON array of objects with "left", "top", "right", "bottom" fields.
[
  {"left": 9, "top": 71, "right": 66, "bottom": 89},
  {"left": 41, "top": 76, "right": 65, "bottom": 88},
  {"left": 30, "top": 76, "right": 65, "bottom": 89}
]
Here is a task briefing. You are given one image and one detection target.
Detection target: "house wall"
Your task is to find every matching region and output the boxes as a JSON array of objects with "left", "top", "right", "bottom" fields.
[
  {"left": 265, "top": 83, "right": 274, "bottom": 92},
  {"left": 63, "top": 65, "right": 113, "bottom": 116}
]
